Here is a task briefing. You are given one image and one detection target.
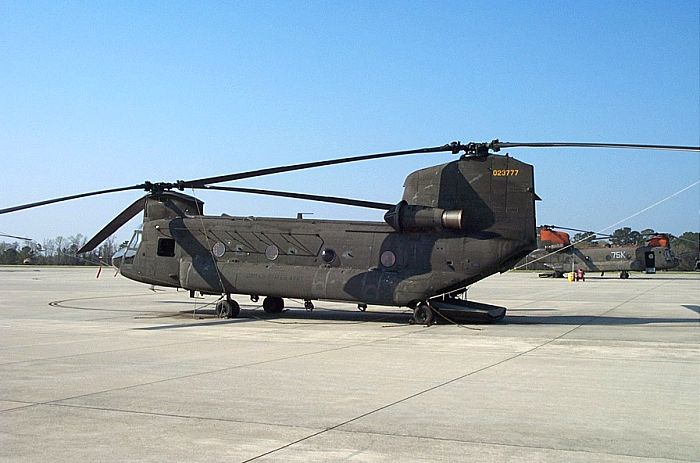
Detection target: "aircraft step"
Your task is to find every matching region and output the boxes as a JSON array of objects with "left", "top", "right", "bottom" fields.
[{"left": 429, "top": 298, "right": 506, "bottom": 323}]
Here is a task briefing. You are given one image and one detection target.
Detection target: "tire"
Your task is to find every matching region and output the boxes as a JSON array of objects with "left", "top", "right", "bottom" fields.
[
  {"left": 217, "top": 299, "right": 240, "bottom": 318},
  {"left": 227, "top": 300, "right": 240, "bottom": 318},
  {"left": 215, "top": 300, "right": 227, "bottom": 318},
  {"left": 413, "top": 303, "right": 433, "bottom": 326}
]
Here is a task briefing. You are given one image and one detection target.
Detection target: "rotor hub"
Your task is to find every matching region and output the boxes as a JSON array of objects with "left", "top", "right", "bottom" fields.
[{"left": 143, "top": 181, "right": 186, "bottom": 193}]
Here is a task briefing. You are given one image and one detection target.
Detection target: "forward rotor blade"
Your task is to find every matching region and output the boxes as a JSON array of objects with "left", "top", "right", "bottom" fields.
[
  {"left": 203, "top": 186, "right": 393, "bottom": 210},
  {"left": 78, "top": 195, "right": 148, "bottom": 254},
  {"left": 182, "top": 142, "right": 465, "bottom": 188},
  {"left": 496, "top": 141, "right": 700, "bottom": 152},
  {"left": 0, "top": 233, "right": 33, "bottom": 241},
  {"left": 0, "top": 185, "right": 146, "bottom": 215},
  {"left": 5, "top": 139, "right": 695, "bottom": 218}
]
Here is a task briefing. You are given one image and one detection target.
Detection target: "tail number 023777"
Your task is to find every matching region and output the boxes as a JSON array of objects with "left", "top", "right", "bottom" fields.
[{"left": 492, "top": 169, "right": 519, "bottom": 177}]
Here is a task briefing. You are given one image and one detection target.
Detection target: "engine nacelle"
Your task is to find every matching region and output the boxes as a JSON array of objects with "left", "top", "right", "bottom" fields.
[{"left": 384, "top": 201, "right": 465, "bottom": 233}]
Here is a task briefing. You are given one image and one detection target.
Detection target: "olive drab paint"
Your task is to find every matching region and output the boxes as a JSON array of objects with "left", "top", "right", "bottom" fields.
[
  {"left": 117, "top": 154, "right": 538, "bottom": 308},
  {"left": 528, "top": 228, "right": 680, "bottom": 279}
]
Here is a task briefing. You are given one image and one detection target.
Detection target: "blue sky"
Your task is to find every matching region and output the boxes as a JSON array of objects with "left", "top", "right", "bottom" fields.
[{"left": 1, "top": 1, "right": 698, "bottom": 246}]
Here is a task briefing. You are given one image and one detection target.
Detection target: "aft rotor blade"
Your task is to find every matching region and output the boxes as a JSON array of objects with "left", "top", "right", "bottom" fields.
[
  {"left": 203, "top": 186, "right": 394, "bottom": 210},
  {"left": 541, "top": 225, "right": 612, "bottom": 238},
  {"left": 78, "top": 195, "right": 148, "bottom": 253},
  {"left": 495, "top": 141, "right": 700, "bottom": 152},
  {"left": 0, "top": 184, "right": 146, "bottom": 215},
  {"left": 182, "top": 142, "right": 466, "bottom": 188}
]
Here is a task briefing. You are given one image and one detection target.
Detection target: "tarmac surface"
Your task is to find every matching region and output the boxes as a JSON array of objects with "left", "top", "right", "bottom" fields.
[{"left": 0, "top": 266, "right": 698, "bottom": 462}]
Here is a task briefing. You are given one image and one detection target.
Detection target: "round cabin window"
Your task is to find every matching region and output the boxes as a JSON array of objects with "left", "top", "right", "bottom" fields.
[
  {"left": 321, "top": 248, "right": 336, "bottom": 263},
  {"left": 265, "top": 245, "right": 279, "bottom": 261},
  {"left": 212, "top": 242, "right": 226, "bottom": 258},
  {"left": 380, "top": 250, "right": 396, "bottom": 268}
]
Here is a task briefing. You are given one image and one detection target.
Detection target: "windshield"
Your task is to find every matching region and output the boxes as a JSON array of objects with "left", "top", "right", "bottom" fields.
[{"left": 111, "top": 227, "right": 142, "bottom": 268}]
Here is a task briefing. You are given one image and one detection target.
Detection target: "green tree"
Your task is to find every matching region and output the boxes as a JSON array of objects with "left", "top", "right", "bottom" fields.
[
  {"left": 0, "top": 242, "right": 20, "bottom": 264},
  {"left": 610, "top": 227, "right": 637, "bottom": 246},
  {"left": 671, "top": 232, "right": 699, "bottom": 271},
  {"left": 572, "top": 231, "right": 597, "bottom": 247}
]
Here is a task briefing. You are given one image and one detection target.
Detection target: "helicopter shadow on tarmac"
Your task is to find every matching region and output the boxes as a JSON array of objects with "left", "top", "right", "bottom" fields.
[
  {"left": 135, "top": 304, "right": 413, "bottom": 330},
  {"left": 502, "top": 312, "right": 699, "bottom": 325},
  {"left": 134, "top": 303, "right": 699, "bottom": 330},
  {"left": 682, "top": 304, "right": 699, "bottom": 314}
]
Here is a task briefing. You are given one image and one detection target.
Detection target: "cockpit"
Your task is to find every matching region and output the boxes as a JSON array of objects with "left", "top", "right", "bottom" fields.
[{"left": 111, "top": 227, "right": 142, "bottom": 269}]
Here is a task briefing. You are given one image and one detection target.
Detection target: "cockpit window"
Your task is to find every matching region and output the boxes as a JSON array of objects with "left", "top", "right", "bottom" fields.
[{"left": 112, "top": 228, "right": 141, "bottom": 268}]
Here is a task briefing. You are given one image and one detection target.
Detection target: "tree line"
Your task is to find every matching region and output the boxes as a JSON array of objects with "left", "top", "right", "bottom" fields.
[{"left": 0, "top": 234, "right": 127, "bottom": 266}]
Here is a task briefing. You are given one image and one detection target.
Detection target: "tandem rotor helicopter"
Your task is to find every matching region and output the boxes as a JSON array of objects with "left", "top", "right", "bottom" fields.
[
  {"left": 529, "top": 226, "right": 680, "bottom": 279},
  {"left": 1, "top": 140, "right": 698, "bottom": 324}
]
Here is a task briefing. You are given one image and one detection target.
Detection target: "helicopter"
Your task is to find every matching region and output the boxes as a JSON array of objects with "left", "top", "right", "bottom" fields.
[
  {"left": 1, "top": 140, "right": 698, "bottom": 324},
  {"left": 0, "top": 232, "right": 36, "bottom": 264},
  {"left": 527, "top": 226, "right": 680, "bottom": 279}
]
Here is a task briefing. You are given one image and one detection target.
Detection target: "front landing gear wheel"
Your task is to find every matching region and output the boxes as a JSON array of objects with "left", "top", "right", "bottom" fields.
[
  {"left": 412, "top": 303, "right": 434, "bottom": 326},
  {"left": 216, "top": 299, "right": 240, "bottom": 319},
  {"left": 304, "top": 300, "right": 314, "bottom": 312},
  {"left": 620, "top": 271, "right": 630, "bottom": 279},
  {"left": 263, "top": 296, "right": 284, "bottom": 314}
]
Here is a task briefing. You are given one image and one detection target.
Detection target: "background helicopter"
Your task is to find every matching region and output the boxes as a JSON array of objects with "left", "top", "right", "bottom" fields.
[
  {"left": 525, "top": 225, "right": 680, "bottom": 279},
  {"left": 1, "top": 140, "right": 698, "bottom": 324},
  {"left": 0, "top": 232, "right": 37, "bottom": 265}
]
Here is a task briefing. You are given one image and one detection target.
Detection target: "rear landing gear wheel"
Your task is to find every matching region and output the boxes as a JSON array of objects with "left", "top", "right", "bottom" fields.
[
  {"left": 412, "top": 303, "right": 434, "bottom": 326},
  {"left": 304, "top": 300, "right": 314, "bottom": 312},
  {"left": 263, "top": 296, "right": 284, "bottom": 314},
  {"left": 216, "top": 298, "right": 240, "bottom": 319},
  {"left": 620, "top": 271, "right": 630, "bottom": 279},
  {"left": 357, "top": 303, "right": 367, "bottom": 312}
]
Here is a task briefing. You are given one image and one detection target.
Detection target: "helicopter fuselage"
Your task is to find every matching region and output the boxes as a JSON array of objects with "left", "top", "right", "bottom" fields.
[
  {"left": 118, "top": 215, "right": 534, "bottom": 307},
  {"left": 115, "top": 154, "right": 538, "bottom": 308},
  {"left": 528, "top": 243, "right": 679, "bottom": 275}
]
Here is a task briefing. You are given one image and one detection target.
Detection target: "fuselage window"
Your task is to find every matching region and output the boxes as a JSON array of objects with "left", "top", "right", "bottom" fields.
[{"left": 157, "top": 238, "right": 176, "bottom": 257}]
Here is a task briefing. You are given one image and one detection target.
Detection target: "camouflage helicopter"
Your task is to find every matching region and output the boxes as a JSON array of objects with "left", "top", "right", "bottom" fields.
[
  {"left": 528, "top": 226, "right": 680, "bottom": 279},
  {"left": 1, "top": 140, "right": 697, "bottom": 324}
]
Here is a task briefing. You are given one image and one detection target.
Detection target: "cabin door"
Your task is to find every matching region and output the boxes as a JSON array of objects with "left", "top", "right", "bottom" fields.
[{"left": 644, "top": 251, "right": 656, "bottom": 274}]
